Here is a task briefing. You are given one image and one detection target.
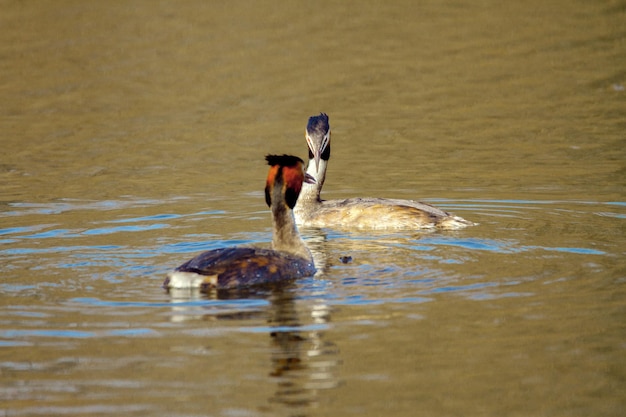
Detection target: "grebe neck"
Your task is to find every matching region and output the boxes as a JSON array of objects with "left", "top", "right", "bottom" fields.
[
  {"left": 299, "top": 157, "right": 327, "bottom": 203},
  {"left": 270, "top": 202, "right": 311, "bottom": 259}
]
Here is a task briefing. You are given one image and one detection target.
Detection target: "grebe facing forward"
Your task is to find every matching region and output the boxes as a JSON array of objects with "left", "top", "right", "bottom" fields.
[
  {"left": 293, "top": 113, "right": 476, "bottom": 230},
  {"left": 164, "top": 155, "right": 316, "bottom": 290}
]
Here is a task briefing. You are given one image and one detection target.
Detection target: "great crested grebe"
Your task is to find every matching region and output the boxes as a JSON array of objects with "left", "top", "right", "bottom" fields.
[
  {"left": 164, "top": 154, "right": 316, "bottom": 290},
  {"left": 293, "top": 113, "right": 476, "bottom": 230}
]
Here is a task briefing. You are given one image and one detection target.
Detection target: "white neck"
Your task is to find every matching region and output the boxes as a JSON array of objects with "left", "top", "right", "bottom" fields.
[{"left": 299, "top": 157, "right": 328, "bottom": 203}]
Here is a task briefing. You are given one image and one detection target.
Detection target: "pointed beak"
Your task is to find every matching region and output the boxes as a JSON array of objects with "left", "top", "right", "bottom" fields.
[
  {"left": 304, "top": 173, "right": 316, "bottom": 184},
  {"left": 306, "top": 134, "right": 321, "bottom": 174},
  {"left": 313, "top": 149, "right": 321, "bottom": 173}
]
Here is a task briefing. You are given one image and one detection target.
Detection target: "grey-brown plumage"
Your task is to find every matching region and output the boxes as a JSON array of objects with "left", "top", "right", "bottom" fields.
[
  {"left": 166, "top": 247, "right": 315, "bottom": 290},
  {"left": 164, "top": 155, "right": 316, "bottom": 290}
]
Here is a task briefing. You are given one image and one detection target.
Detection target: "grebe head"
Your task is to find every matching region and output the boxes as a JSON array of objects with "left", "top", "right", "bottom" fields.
[
  {"left": 265, "top": 154, "right": 316, "bottom": 209},
  {"left": 305, "top": 113, "right": 331, "bottom": 173}
]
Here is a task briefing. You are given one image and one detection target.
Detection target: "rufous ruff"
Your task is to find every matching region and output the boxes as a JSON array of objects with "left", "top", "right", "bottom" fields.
[
  {"left": 164, "top": 154, "right": 316, "bottom": 290},
  {"left": 293, "top": 113, "right": 476, "bottom": 230}
]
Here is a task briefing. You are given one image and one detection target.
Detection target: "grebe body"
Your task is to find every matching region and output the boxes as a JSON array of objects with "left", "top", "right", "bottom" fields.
[
  {"left": 293, "top": 113, "right": 476, "bottom": 230},
  {"left": 165, "top": 154, "right": 316, "bottom": 290},
  {"left": 296, "top": 197, "right": 473, "bottom": 230}
]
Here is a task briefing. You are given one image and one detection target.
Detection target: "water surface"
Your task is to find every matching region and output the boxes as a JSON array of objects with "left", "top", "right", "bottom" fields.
[{"left": 1, "top": 1, "right": 624, "bottom": 416}]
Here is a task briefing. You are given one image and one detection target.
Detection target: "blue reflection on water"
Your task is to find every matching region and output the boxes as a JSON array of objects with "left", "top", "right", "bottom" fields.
[
  {"left": 109, "top": 211, "right": 226, "bottom": 223},
  {"left": 69, "top": 296, "right": 269, "bottom": 310},
  {"left": 83, "top": 224, "right": 170, "bottom": 235},
  {"left": 0, "top": 328, "right": 159, "bottom": 339},
  {"left": 0, "top": 199, "right": 620, "bottom": 312},
  {"left": 0, "top": 245, "right": 122, "bottom": 255},
  {"left": 0, "top": 226, "right": 42, "bottom": 236},
  {"left": 1, "top": 329, "right": 95, "bottom": 338},
  {"left": 399, "top": 236, "right": 605, "bottom": 256}
]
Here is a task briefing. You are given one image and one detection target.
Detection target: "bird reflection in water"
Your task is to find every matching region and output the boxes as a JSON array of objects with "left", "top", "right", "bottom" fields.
[
  {"left": 166, "top": 283, "right": 339, "bottom": 414},
  {"left": 267, "top": 288, "right": 339, "bottom": 411}
]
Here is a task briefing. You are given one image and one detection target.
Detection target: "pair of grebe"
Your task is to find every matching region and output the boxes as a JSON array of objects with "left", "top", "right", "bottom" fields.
[{"left": 165, "top": 115, "right": 475, "bottom": 290}]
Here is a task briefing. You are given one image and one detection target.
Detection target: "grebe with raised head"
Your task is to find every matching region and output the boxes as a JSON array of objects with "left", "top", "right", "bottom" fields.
[
  {"left": 293, "top": 113, "right": 476, "bottom": 230},
  {"left": 164, "top": 154, "right": 316, "bottom": 290}
]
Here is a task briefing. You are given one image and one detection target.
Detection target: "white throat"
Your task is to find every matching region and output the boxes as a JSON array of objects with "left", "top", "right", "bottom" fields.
[{"left": 300, "top": 157, "right": 327, "bottom": 203}]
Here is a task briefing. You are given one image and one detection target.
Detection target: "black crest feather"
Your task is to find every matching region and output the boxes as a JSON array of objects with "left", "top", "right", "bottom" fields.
[
  {"left": 265, "top": 154, "right": 303, "bottom": 167},
  {"left": 306, "top": 113, "right": 330, "bottom": 135}
]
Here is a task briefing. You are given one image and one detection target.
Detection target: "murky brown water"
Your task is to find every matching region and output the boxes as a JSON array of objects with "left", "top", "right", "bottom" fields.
[{"left": 1, "top": 1, "right": 625, "bottom": 416}]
